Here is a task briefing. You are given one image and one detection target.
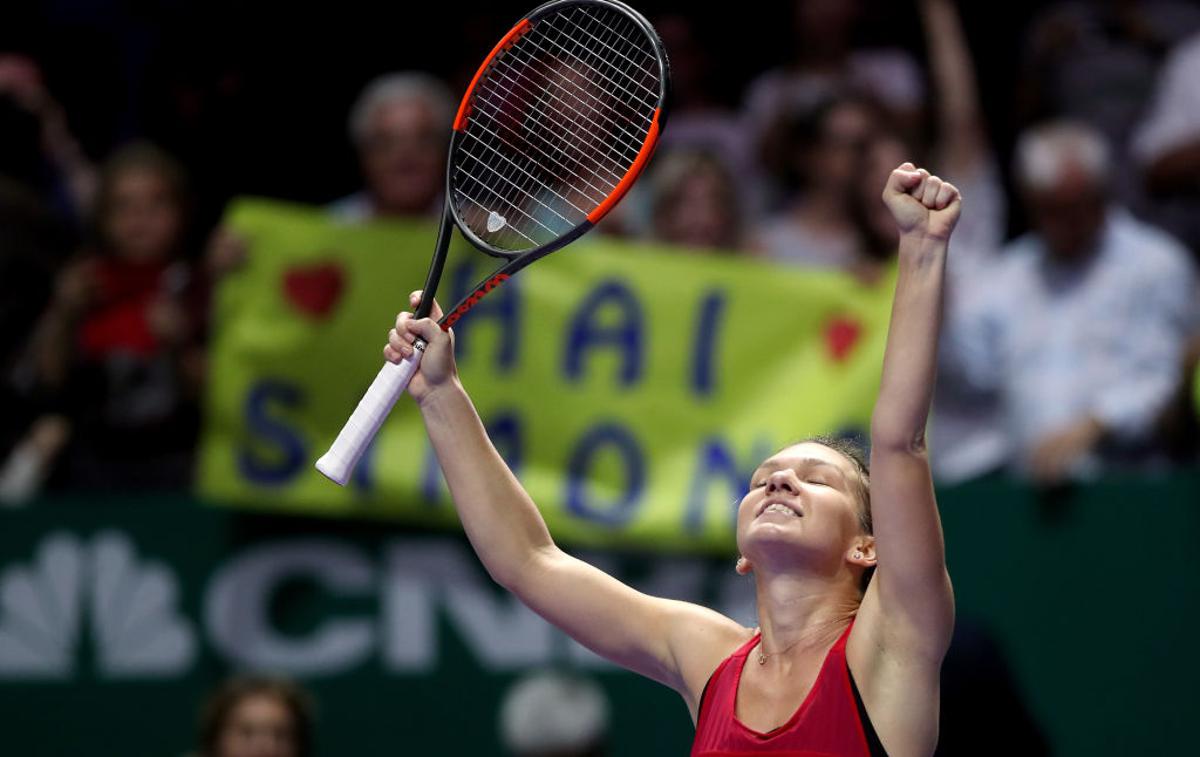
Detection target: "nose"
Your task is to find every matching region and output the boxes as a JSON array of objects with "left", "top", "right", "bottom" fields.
[{"left": 766, "top": 469, "right": 796, "bottom": 494}]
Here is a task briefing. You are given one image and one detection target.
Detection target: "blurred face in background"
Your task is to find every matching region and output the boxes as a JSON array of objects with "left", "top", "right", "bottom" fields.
[
  {"left": 1024, "top": 164, "right": 1107, "bottom": 263},
  {"left": 214, "top": 693, "right": 299, "bottom": 757},
  {"left": 359, "top": 97, "right": 445, "bottom": 216},
  {"left": 796, "top": 100, "right": 875, "bottom": 203},
  {"left": 102, "top": 168, "right": 184, "bottom": 263},
  {"left": 654, "top": 158, "right": 740, "bottom": 250}
]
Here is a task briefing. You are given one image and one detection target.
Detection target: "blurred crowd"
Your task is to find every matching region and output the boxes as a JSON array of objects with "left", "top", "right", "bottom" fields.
[
  {"left": 189, "top": 669, "right": 609, "bottom": 757},
  {"left": 2, "top": 0, "right": 1199, "bottom": 504}
]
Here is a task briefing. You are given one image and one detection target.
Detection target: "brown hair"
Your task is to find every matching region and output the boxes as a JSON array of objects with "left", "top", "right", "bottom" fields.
[
  {"left": 650, "top": 147, "right": 743, "bottom": 249},
  {"left": 197, "top": 675, "right": 314, "bottom": 757},
  {"left": 92, "top": 141, "right": 190, "bottom": 248}
]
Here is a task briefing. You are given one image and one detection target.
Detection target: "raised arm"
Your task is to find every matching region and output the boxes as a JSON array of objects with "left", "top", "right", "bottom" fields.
[
  {"left": 918, "top": 0, "right": 988, "bottom": 177},
  {"left": 388, "top": 292, "right": 743, "bottom": 709},
  {"left": 863, "top": 165, "right": 959, "bottom": 660}
]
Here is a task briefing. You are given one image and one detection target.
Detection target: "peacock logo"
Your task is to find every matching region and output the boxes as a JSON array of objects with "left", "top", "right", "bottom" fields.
[{"left": 0, "top": 531, "right": 196, "bottom": 679}]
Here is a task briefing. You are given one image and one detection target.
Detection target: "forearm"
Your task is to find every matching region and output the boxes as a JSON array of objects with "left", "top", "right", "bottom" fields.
[
  {"left": 871, "top": 234, "right": 948, "bottom": 450},
  {"left": 920, "top": 0, "right": 987, "bottom": 171},
  {"left": 36, "top": 100, "right": 98, "bottom": 214},
  {"left": 418, "top": 380, "right": 556, "bottom": 589}
]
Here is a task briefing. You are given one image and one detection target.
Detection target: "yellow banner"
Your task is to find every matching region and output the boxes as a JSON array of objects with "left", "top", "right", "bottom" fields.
[{"left": 197, "top": 199, "right": 895, "bottom": 552}]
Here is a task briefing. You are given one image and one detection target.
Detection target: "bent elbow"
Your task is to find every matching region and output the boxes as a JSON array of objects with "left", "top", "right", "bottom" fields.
[
  {"left": 870, "top": 421, "right": 929, "bottom": 456},
  {"left": 495, "top": 545, "right": 558, "bottom": 596}
]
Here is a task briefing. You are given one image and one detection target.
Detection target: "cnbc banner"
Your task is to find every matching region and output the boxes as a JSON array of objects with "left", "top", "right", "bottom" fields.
[{"left": 197, "top": 199, "right": 894, "bottom": 551}]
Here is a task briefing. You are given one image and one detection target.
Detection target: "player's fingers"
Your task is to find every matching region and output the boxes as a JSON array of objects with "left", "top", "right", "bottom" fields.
[
  {"left": 384, "top": 343, "right": 403, "bottom": 364},
  {"left": 934, "top": 181, "right": 957, "bottom": 209},
  {"left": 921, "top": 175, "right": 943, "bottom": 206},
  {"left": 885, "top": 166, "right": 922, "bottom": 196},
  {"left": 404, "top": 316, "right": 447, "bottom": 345},
  {"left": 408, "top": 290, "right": 445, "bottom": 321},
  {"left": 391, "top": 321, "right": 416, "bottom": 345},
  {"left": 947, "top": 182, "right": 962, "bottom": 207},
  {"left": 388, "top": 328, "right": 414, "bottom": 354}
]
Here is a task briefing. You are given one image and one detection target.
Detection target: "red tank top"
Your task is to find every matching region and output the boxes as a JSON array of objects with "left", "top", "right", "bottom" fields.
[{"left": 691, "top": 621, "right": 880, "bottom": 757}]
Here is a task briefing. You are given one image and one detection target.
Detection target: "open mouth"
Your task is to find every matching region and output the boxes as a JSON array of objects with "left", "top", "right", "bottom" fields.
[{"left": 756, "top": 501, "right": 803, "bottom": 519}]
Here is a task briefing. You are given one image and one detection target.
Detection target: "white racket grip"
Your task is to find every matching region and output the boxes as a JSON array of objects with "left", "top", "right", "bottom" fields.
[{"left": 315, "top": 343, "right": 424, "bottom": 485}]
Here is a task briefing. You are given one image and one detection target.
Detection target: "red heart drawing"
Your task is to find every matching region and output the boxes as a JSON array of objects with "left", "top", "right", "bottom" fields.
[
  {"left": 824, "top": 316, "right": 862, "bottom": 363},
  {"left": 282, "top": 261, "right": 345, "bottom": 320}
]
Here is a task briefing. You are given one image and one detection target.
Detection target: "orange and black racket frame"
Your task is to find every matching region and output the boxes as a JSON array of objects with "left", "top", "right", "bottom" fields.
[{"left": 414, "top": 0, "right": 671, "bottom": 329}]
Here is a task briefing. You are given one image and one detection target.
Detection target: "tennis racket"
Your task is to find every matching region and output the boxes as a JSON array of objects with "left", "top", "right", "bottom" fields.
[{"left": 316, "top": 0, "right": 670, "bottom": 485}]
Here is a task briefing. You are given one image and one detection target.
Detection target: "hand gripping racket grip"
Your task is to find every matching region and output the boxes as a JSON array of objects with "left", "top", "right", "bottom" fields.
[{"left": 315, "top": 340, "right": 425, "bottom": 485}]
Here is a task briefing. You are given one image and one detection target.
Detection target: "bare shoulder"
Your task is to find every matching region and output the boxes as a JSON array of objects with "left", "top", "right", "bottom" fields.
[
  {"left": 846, "top": 580, "right": 947, "bottom": 756},
  {"left": 663, "top": 601, "right": 754, "bottom": 717}
]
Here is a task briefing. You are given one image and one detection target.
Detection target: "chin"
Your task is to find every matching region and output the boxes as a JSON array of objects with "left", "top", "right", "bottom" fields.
[{"left": 742, "top": 519, "right": 805, "bottom": 552}]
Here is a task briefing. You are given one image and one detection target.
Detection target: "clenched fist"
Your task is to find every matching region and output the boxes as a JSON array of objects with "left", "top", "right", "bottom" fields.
[{"left": 882, "top": 162, "right": 962, "bottom": 242}]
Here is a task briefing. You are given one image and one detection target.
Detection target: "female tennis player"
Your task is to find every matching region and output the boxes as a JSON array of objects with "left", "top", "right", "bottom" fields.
[{"left": 387, "top": 163, "right": 960, "bottom": 756}]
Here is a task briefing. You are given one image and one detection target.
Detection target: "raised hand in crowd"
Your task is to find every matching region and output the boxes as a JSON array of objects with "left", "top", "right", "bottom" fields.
[{"left": 0, "top": 54, "right": 97, "bottom": 215}]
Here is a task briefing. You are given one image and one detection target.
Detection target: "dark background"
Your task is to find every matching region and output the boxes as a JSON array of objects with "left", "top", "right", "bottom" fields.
[{"left": 1, "top": 0, "right": 1046, "bottom": 232}]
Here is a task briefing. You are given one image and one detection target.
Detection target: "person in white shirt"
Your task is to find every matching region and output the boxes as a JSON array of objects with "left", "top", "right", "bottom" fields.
[
  {"left": 206, "top": 72, "right": 454, "bottom": 278},
  {"left": 328, "top": 72, "right": 454, "bottom": 222},
  {"left": 940, "top": 121, "right": 1197, "bottom": 483}
]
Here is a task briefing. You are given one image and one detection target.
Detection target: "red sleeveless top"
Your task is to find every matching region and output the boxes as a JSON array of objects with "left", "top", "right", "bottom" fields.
[{"left": 691, "top": 621, "right": 881, "bottom": 757}]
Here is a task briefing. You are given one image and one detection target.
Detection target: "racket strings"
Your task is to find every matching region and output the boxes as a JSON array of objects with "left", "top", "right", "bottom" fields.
[
  {"left": 517, "top": 31, "right": 652, "bottom": 143},
  {"left": 468, "top": 95, "right": 616, "bottom": 201},
  {"left": 451, "top": 3, "right": 663, "bottom": 252},
  {"left": 504, "top": 9, "right": 655, "bottom": 159},
  {"left": 536, "top": 13, "right": 657, "bottom": 114},
  {"left": 483, "top": 56, "right": 631, "bottom": 180},
  {"left": 484, "top": 45, "right": 638, "bottom": 179}
]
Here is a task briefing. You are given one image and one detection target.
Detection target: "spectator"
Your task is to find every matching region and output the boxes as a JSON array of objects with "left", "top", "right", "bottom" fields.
[
  {"left": 743, "top": 0, "right": 925, "bottom": 206},
  {"left": 13, "top": 142, "right": 203, "bottom": 494},
  {"left": 803, "top": 0, "right": 1004, "bottom": 287},
  {"left": 1132, "top": 31, "right": 1200, "bottom": 256},
  {"left": 751, "top": 94, "right": 881, "bottom": 270},
  {"left": 206, "top": 71, "right": 455, "bottom": 278},
  {"left": 196, "top": 675, "right": 314, "bottom": 757},
  {"left": 941, "top": 121, "right": 1197, "bottom": 483},
  {"left": 498, "top": 670, "right": 610, "bottom": 757},
  {"left": 648, "top": 149, "right": 745, "bottom": 252},
  {"left": 651, "top": 15, "right": 760, "bottom": 216},
  {"left": 330, "top": 71, "right": 455, "bottom": 222},
  {"left": 1017, "top": 0, "right": 1200, "bottom": 208}
]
